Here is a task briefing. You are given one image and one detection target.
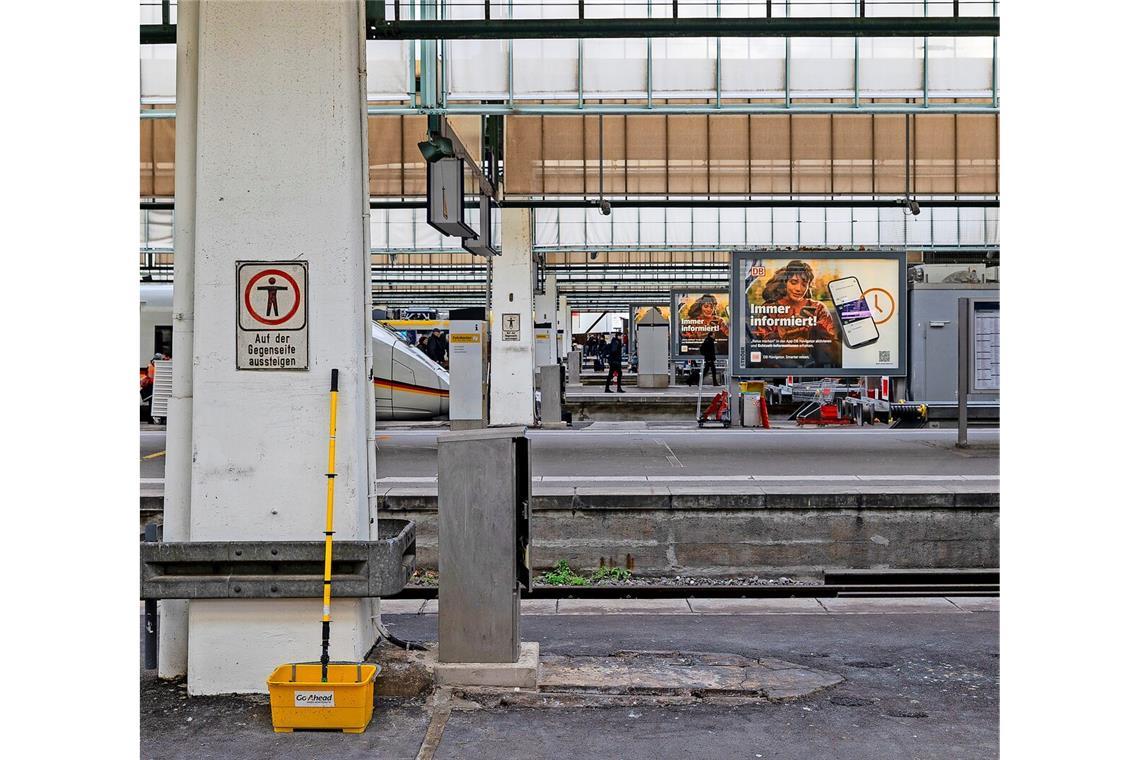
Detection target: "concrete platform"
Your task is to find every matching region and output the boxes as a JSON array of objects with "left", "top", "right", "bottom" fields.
[
  {"left": 143, "top": 601, "right": 999, "bottom": 759},
  {"left": 564, "top": 384, "right": 709, "bottom": 422},
  {"left": 142, "top": 427, "right": 999, "bottom": 576}
]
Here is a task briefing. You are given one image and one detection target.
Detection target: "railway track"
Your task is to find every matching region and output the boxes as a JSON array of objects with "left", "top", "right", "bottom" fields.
[{"left": 389, "top": 570, "right": 999, "bottom": 600}]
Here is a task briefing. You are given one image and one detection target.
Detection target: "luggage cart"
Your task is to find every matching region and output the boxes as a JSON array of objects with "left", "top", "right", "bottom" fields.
[
  {"left": 794, "top": 382, "right": 854, "bottom": 426},
  {"left": 696, "top": 358, "right": 731, "bottom": 428}
]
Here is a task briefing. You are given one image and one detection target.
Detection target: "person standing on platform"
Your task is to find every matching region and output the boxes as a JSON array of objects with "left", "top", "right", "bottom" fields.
[
  {"left": 604, "top": 332, "right": 625, "bottom": 393},
  {"left": 425, "top": 328, "right": 448, "bottom": 368},
  {"left": 700, "top": 332, "right": 719, "bottom": 386}
]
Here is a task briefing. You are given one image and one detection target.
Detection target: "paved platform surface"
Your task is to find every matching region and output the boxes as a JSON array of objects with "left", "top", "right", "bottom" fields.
[
  {"left": 141, "top": 427, "right": 1000, "bottom": 485},
  {"left": 141, "top": 600, "right": 998, "bottom": 759}
]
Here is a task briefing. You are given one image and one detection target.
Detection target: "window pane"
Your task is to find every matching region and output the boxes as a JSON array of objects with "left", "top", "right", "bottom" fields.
[
  {"left": 927, "top": 37, "right": 994, "bottom": 94},
  {"left": 800, "top": 207, "right": 826, "bottom": 246},
  {"left": 773, "top": 208, "right": 798, "bottom": 245},
  {"left": 720, "top": 208, "right": 746, "bottom": 245},
  {"left": 789, "top": 39, "right": 854, "bottom": 93},
  {"left": 859, "top": 38, "right": 923, "bottom": 95},
  {"left": 746, "top": 207, "right": 773, "bottom": 245},
  {"left": 826, "top": 207, "right": 853, "bottom": 245}
]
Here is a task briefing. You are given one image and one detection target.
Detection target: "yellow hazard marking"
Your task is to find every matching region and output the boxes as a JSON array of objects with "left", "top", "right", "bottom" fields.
[{"left": 142, "top": 450, "right": 166, "bottom": 460}]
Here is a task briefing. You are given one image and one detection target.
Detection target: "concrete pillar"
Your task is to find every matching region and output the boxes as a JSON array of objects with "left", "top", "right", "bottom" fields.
[
  {"left": 535, "top": 273, "right": 558, "bottom": 368},
  {"left": 159, "top": 0, "right": 198, "bottom": 680},
  {"left": 558, "top": 295, "right": 571, "bottom": 358},
  {"left": 185, "top": 0, "right": 374, "bottom": 695},
  {"left": 490, "top": 208, "right": 536, "bottom": 426}
]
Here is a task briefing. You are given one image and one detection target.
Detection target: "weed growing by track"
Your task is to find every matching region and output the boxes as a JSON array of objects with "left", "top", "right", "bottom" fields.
[{"left": 540, "top": 561, "right": 632, "bottom": 586}]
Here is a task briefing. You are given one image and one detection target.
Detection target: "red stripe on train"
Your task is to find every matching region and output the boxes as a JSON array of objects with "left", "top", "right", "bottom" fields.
[{"left": 371, "top": 378, "right": 446, "bottom": 401}]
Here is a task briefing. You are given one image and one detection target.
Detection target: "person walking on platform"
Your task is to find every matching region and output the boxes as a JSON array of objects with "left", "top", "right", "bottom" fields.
[
  {"left": 700, "top": 332, "right": 719, "bottom": 386},
  {"left": 604, "top": 332, "right": 625, "bottom": 393}
]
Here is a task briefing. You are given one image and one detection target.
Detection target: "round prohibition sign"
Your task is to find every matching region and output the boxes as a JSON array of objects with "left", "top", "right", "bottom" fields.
[{"left": 244, "top": 268, "right": 301, "bottom": 326}]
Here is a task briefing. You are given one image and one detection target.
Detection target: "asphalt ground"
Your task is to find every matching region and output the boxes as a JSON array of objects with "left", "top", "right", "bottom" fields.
[
  {"left": 141, "top": 605, "right": 998, "bottom": 759},
  {"left": 141, "top": 427, "right": 999, "bottom": 485}
]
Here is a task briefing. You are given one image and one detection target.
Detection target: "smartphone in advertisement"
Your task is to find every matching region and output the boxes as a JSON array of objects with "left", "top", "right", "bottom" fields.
[{"left": 827, "top": 276, "right": 880, "bottom": 349}]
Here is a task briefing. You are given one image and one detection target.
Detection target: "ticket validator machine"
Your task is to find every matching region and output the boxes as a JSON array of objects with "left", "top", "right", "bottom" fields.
[
  {"left": 437, "top": 427, "right": 532, "bottom": 664},
  {"left": 447, "top": 307, "right": 489, "bottom": 430}
]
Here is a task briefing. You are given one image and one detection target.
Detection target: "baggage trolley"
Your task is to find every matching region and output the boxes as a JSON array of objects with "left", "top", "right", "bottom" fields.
[{"left": 696, "top": 358, "right": 731, "bottom": 428}]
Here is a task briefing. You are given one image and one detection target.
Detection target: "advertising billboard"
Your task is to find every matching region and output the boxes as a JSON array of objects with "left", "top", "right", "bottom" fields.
[
  {"left": 729, "top": 251, "right": 907, "bottom": 378},
  {"left": 671, "top": 289, "right": 730, "bottom": 360}
]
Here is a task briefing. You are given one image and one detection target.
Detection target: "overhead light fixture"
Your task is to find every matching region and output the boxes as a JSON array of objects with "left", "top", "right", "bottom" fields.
[{"left": 417, "top": 135, "right": 455, "bottom": 163}]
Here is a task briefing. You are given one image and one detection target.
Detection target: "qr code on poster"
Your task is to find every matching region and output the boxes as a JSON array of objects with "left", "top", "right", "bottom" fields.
[{"left": 878, "top": 350, "right": 891, "bottom": 362}]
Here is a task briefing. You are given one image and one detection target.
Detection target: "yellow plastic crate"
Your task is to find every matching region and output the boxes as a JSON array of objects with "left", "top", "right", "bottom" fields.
[
  {"left": 267, "top": 662, "right": 379, "bottom": 734},
  {"left": 738, "top": 381, "right": 766, "bottom": 393}
]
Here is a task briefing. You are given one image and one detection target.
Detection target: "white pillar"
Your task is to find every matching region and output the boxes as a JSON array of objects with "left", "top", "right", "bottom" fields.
[
  {"left": 186, "top": 0, "right": 374, "bottom": 695},
  {"left": 158, "top": 0, "right": 198, "bottom": 680},
  {"left": 535, "top": 273, "right": 558, "bottom": 367},
  {"left": 558, "top": 295, "right": 571, "bottom": 358},
  {"left": 490, "top": 208, "right": 536, "bottom": 426}
]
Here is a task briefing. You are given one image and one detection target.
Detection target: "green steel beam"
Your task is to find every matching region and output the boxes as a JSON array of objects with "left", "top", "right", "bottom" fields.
[
  {"left": 371, "top": 16, "right": 1001, "bottom": 40},
  {"left": 142, "top": 16, "right": 999, "bottom": 45},
  {"left": 141, "top": 102, "right": 999, "bottom": 120},
  {"left": 143, "top": 198, "right": 998, "bottom": 211}
]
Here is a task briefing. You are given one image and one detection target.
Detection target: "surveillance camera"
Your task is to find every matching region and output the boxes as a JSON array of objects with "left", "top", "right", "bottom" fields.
[
  {"left": 417, "top": 135, "right": 455, "bottom": 163},
  {"left": 589, "top": 251, "right": 599, "bottom": 260},
  {"left": 599, "top": 199, "right": 612, "bottom": 216},
  {"left": 907, "top": 200, "right": 921, "bottom": 216}
]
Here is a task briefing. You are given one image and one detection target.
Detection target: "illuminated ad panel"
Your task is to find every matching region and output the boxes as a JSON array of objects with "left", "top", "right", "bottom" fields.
[{"left": 729, "top": 250, "right": 907, "bottom": 378}]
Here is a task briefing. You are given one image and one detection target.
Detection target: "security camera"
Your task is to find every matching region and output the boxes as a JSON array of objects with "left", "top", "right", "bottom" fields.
[
  {"left": 599, "top": 198, "right": 612, "bottom": 216},
  {"left": 907, "top": 200, "right": 921, "bottom": 216},
  {"left": 417, "top": 135, "right": 455, "bottom": 163}
]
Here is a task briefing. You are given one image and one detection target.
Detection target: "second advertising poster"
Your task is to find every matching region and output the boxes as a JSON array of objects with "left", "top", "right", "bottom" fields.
[{"left": 670, "top": 290, "right": 730, "bottom": 359}]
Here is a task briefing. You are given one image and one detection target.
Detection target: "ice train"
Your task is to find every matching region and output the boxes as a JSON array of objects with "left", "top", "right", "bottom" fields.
[{"left": 140, "top": 283, "right": 449, "bottom": 420}]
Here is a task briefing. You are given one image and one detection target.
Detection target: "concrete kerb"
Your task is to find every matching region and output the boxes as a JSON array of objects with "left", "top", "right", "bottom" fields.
[{"left": 379, "top": 596, "right": 998, "bottom": 617}]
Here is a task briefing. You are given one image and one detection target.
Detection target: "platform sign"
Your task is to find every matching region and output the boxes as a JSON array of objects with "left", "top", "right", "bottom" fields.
[
  {"left": 501, "top": 313, "right": 521, "bottom": 341},
  {"left": 729, "top": 250, "right": 906, "bottom": 378},
  {"left": 236, "top": 261, "right": 309, "bottom": 370}
]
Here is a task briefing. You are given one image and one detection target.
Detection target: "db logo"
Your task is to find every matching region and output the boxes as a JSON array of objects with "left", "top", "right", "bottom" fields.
[{"left": 749, "top": 266, "right": 766, "bottom": 278}]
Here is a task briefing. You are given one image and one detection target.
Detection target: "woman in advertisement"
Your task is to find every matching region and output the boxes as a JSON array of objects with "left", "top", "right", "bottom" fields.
[
  {"left": 682, "top": 294, "right": 729, "bottom": 346},
  {"left": 751, "top": 260, "right": 840, "bottom": 367}
]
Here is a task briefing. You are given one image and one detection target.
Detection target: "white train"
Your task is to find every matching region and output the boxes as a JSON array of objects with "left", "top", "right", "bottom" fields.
[{"left": 140, "top": 283, "right": 449, "bottom": 420}]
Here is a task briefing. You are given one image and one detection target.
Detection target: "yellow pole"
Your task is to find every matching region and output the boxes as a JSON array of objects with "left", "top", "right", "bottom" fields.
[{"left": 320, "top": 369, "right": 339, "bottom": 682}]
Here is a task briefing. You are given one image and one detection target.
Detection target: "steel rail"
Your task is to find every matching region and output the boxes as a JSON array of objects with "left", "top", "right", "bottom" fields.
[{"left": 388, "top": 582, "right": 999, "bottom": 600}]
